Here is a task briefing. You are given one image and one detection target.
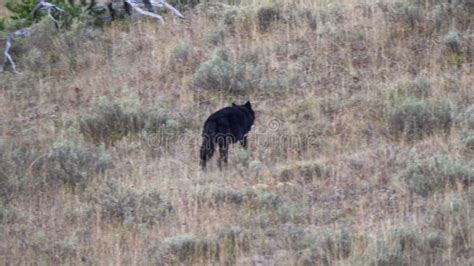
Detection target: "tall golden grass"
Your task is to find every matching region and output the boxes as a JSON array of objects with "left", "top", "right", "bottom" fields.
[{"left": 0, "top": 0, "right": 472, "bottom": 264}]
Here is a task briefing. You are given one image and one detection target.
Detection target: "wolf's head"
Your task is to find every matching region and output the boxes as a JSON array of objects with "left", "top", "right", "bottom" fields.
[{"left": 233, "top": 101, "right": 255, "bottom": 124}]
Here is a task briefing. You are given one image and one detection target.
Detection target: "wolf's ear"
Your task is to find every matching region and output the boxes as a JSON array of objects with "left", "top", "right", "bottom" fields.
[
  {"left": 232, "top": 103, "right": 237, "bottom": 107},
  {"left": 245, "top": 101, "right": 251, "bottom": 108}
]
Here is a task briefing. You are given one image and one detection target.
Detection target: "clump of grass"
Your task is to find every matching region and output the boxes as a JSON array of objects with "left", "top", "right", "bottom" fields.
[
  {"left": 428, "top": 193, "right": 471, "bottom": 258},
  {"left": 1, "top": 139, "right": 111, "bottom": 198},
  {"left": 94, "top": 179, "right": 173, "bottom": 225},
  {"left": 47, "top": 140, "right": 112, "bottom": 187},
  {"left": 462, "top": 134, "right": 474, "bottom": 155},
  {"left": 412, "top": 75, "right": 432, "bottom": 98},
  {"left": 222, "top": 7, "right": 239, "bottom": 32},
  {"left": 193, "top": 47, "right": 234, "bottom": 91},
  {"left": 216, "top": 225, "right": 252, "bottom": 263},
  {"left": 442, "top": 31, "right": 461, "bottom": 54},
  {"left": 157, "top": 234, "right": 219, "bottom": 264},
  {"left": 247, "top": 190, "right": 281, "bottom": 210},
  {"left": 0, "top": 140, "right": 38, "bottom": 200},
  {"left": 387, "top": 2, "right": 421, "bottom": 29},
  {"left": 28, "top": 232, "right": 82, "bottom": 264},
  {"left": 405, "top": 155, "right": 473, "bottom": 197},
  {"left": 288, "top": 5, "right": 317, "bottom": 30},
  {"left": 297, "top": 228, "right": 353, "bottom": 265},
  {"left": 363, "top": 225, "right": 453, "bottom": 265},
  {"left": 388, "top": 98, "right": 452, "bottom": 141},
  {"left": 277, "top": 203, "right": 309, "bottom": 223},
  {"left": 170, "top": 40, "right": 192, "bottom": 63},
  {"left": 196, "top": 186, "right": 245, "bottom": 207},
  {"left": 257, "top": 4, "right": 281, "bottom": 32},
  {"left": 278, "top": 161, "right": 324, "bottom": 183},
  {"left": 168, "top": 40, "right": 195, "bottom": 72},
  {"left": 193, "top": 46, "right": 263, "bottom": 93},
  {"left": 205, "top": 23, "right": 226, "bottom": 45},
  {"left": 79, "top": 98, "right": 181, "bottom": 144}
]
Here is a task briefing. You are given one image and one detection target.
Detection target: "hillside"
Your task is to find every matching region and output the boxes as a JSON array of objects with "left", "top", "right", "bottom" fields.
[{"left": 0, "top": 0, "right": 473, "bottom": 264}]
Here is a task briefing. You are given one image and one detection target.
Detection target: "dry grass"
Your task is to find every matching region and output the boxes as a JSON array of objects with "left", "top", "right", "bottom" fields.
[{"left": 0, "top": 0, "right": 473, "bottom": 264}]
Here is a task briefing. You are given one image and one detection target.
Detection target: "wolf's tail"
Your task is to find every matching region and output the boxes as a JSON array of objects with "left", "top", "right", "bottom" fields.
[{"left": 200, "top": 121, "right": 216, "bottom": 170}]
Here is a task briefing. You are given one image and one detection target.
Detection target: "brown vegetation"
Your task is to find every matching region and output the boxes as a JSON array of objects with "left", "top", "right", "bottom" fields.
[{"left": 0, "top": 0, "right": 473, "bottom": 264}]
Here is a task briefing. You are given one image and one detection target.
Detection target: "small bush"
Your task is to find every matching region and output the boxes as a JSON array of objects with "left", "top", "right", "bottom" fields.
[
  {"left": 462, "top": 134, "right": 474, "bottom": 155},
  {"left": 247, "top": 190, "right": 281, "bottom": 210},
  {"left": 412, "top": 75, "right": 432, "bottom": 98},
  {"left": 0, "top": 139, "right": 109, "bottom": 198},
  {"left": 216, "top": 225, "right": 252, "bottom": 263},
  {"left": 166, "top": 0, "right": 201, "bottom": 9},
  {"left": 297, "top": 228, "right": 353, "bottom": 265},
  {"left": 193, "top": 47, "right": 263, "bottom": 93},
  {"left": 257, "top": 4, "right": 281, "bottom": 32},
  {"left": 0, "top": 140, "right": 38, "bottom": 200},
  {"left": 387, "top": 2, "right": 421, "bottom": 28},
  {"left": 158, "top": 234, "right": 219, "bottom": 264},
  {"left": 288, "top": 6, "right": 317, "bottom": 30},
  {"left": 193, "top": 47, "right": 234, "bottom": 91},
  {"left": 79, "top": 98, "right": 180, "bottom": 144},
  {"left": 405, "top": 155, "right": 474, "bottom": 196},
  {"left": 47, "top": 141, "right": 112, "bottom": 186},
  {"left": 223, "top": 7, "right": 239, "bottom": 31},
  {"left": 442, "top": 31, "right": 461, "bottom": 54},
  {"left": 205, "top": 24, "right": 226, "bottom": 45},
  {"left": 389, "top": 99, "right": 452, "bottom": 141},
  {"left": 95, "top": 179, "right": 173, "bottom": 225},
  {"left": 467, "top": 109, "right": 474, "bottom": 130},
  {"left": 277, "top": 203, "right": 308, "bottom": 223},
  {"left": 197, "top": 186, "right": 245, "bottom": 207},
  {"left": 278, "top": 161, "right": 324, "bottom": 183},
  {"left": 169, "top": 40, "right": 194, "bottom": 72}
]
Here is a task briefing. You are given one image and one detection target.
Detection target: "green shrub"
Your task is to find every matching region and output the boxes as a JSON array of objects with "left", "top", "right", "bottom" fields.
[
  {"left": 462, "top": 134, "right": 474, "bottom": 155},
  {"left": 405, "top": 155, "right": 473, "bottom": 196},
  {"left": 278, "top": 161, "right": 324, "bottom": 182},
  {"left": 412, "top": 75, "right": 432, "bottom": 98},
  {"left": 0, "top": 140, "right": 109, "bottom": 198},
  {"left": 223, "top": 7, "right": 239, "bottom": 31},
  {"left": 5, "top": 0, "right": 105, "bottom": 29},
  {"left": 288, "top": 5, "right": 317, "bottom": 30},
  {"left": 95, "top": 179, "right": 173, "bottom": 225},
  {"left": 158, "top": 234, "right": 219, "bottom": 264},
  {"left": 215, "top": 226, "right": 250, "bottom": 263},
  {"left": 196, "top": 186, "right": 245, "bottom": 207},
  {"left": 79, "top": 98, "right": 181, "bottom": 144},
  {"left": 247, "top": 190, "right": 281, "bottom": 210},
  {"left": 193, "top": 47, "right": 234, "bottom": 91},
  {"left": 169, "top": 40, "right": 192, "bottom": 68},
  {"left": 297, "top": 228, "right": 353, "bottom": 265},
  {"left": 389, "top": 99, "right": 452, "bottom": 141},
  {"left": 193, "top": 47, "right": 263, "bottom": 93},
  {"left": 206, "top": 23, "right": 226, "bottom": 45},
  {"left": 257, "top": 4, "right": 281, "bottom": 32},
  {"left": 0, "top": 140, "right": 38, "bottom": 200},
  {"left": 47, "top": 140, "right": 112, "bottom": 186},
  {"left": 387, "top": 2, "right": 421, "bottom": 28},
  {"left": 166, "top": 0, "right": 201, "bottom": 9},
  {"left": 442, "top": 31, "right": 461, "bottom": 54},
  {"left": 277, "top": 203, "right": 308, "bottom": 223}
]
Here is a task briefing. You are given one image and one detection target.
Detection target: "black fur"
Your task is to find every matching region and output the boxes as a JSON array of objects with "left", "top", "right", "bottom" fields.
[{"left": 200, "top": 101, "right": 255, "bottom": 170}]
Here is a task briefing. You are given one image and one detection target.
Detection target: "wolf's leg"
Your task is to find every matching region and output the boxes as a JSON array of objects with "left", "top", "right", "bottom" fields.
[
  {"left": 218, "top": 144, "right": 229, "bottom": 170},
  {"left": 240, "top": 135, "right": 248, "bottom": 149},
  {"left": 200, "top": 135, "right": 214, "bottom": 170}
]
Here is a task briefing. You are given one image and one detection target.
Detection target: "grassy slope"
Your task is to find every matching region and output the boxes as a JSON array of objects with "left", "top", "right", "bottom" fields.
[{"left": 0, "top": 0, "right": 473, "bottom": 264}]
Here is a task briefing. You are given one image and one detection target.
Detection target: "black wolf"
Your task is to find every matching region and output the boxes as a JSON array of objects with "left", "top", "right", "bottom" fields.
[{"left": 200, "top": 101, "right": 255, "bottom": 170}]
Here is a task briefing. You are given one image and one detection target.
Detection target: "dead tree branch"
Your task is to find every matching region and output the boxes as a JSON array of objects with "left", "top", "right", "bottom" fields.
[
  {"left": 2, "top": 28, "right": 33, "bottom": 73},
  {"left": 2, "top": 0, "right": 184, "bottom": 73}
]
